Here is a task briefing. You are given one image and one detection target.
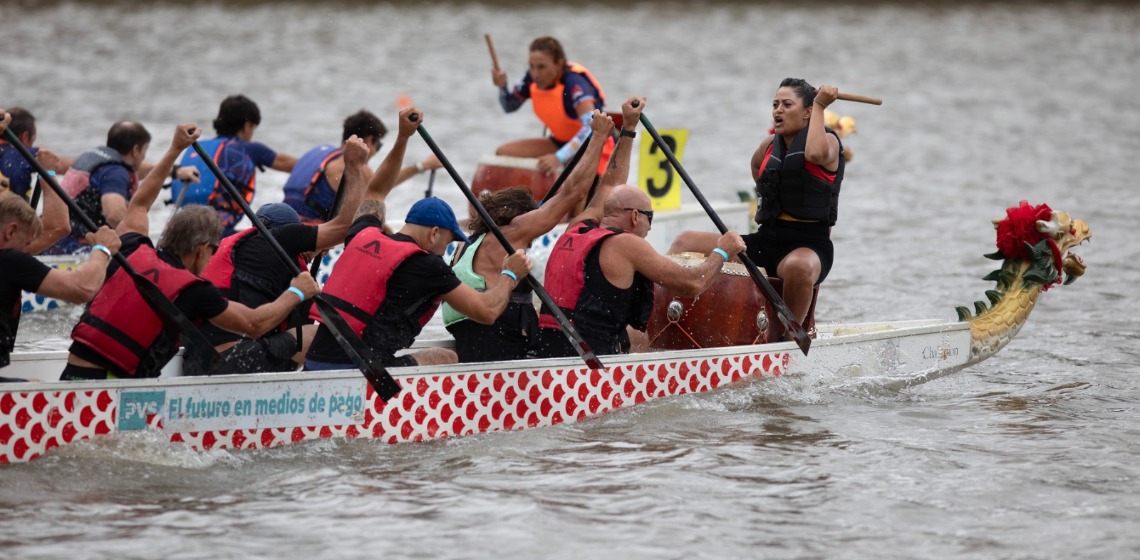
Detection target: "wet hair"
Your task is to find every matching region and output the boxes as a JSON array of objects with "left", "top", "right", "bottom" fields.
[
  {"left": 5, "top": 107, "right": 35, "bottom": 140},
  {"left": 779, "top": 78, "right": 817, "bottom": 108},
  {"left": 467, "top": 187, "right": 538, "bottom": 239},
  {"left": 106, "top": 121, "right": 152, "bottom": 155},
  {"left": 158, "top": 205, "right": 222, "bottom": 256},
  {"left": 342, "top": 110, "right": 386, "bottom": 143},
  {"left": 0, "top": 191, "right": 42, "bottom": 238},
  {"left": 213, "top": 94, "right": 261, "bottom": 137},
  {"left": 529, "top": 36, "right": 566, "bottom": 65}
]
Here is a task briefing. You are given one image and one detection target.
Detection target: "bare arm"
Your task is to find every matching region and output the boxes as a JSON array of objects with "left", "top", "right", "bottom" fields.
[
  {"left": 118, "top": 124, "right": 200, "bottom": 237},
  {"left": 751, "top": 136, "right": 774, "bottom": 180},
  {"left": 35, "top": 252, "right": 111, "bottom": 303},
  {"left": 314, "top": 135, "right": 369, "bottom": 250},
  {"left": 270, "top": 152, "right": 297, "bottom": 173},
  {"left": 599, "top": 96, "right": 646, "bottom": 188},
  {"left": 34, "top": 225, "right": 122, "bottom": 303},
  {"left": 439, "top": 249, "right": 531, "bottom": 324},
  {"left": 101, "top": 193, "right": 127, "bottom": 228},
  {"left": 606, "top": 231, "right": 746, "bottom": 297},
  {"left": 506, "top": 110, "right": 613, "bottom": 245},
  {"left": 208, "top": 273, "right": 319, "bottom": 337},
  {"left": 804, "top": 85, "right": 840, "bottom": 170},
  {"left": 364, "top": 107, "right": 421, "bottom": 204}
]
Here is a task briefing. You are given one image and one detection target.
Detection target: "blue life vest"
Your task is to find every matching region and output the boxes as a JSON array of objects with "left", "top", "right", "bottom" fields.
[
  {"left": 282, "top": 144, "right": 342, "bottom": 222},
  {"left": 172, "top": 137, "right": 257, "bottom": 208}
]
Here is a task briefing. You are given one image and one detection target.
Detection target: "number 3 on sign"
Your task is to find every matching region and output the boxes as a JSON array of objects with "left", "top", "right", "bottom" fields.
[{"left": 637, "top": 129, "right": 688, "bottom": 211}]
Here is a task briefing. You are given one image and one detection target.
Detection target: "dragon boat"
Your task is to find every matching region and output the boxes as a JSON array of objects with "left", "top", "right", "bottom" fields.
[{"left": 0, "top": 202, "right": 1089, "bottom": 464}]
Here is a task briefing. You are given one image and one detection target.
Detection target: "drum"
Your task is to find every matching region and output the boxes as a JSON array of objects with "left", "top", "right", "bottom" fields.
[
  {"left": 646, "top": 253, "right": 818, "bottom": 350},
  {"left": 471, "top": 155, "right": 554, "bottom": 201}
]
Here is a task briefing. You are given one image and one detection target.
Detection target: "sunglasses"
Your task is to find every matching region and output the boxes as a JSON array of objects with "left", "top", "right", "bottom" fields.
[{"left": 624, "top": 207, "right": 654, "bottom": 224}]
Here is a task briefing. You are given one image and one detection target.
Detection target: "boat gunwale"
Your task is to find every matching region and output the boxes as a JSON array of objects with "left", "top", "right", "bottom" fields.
[{"left": 1, "top": 319, "right": 970, "bottom": 393}]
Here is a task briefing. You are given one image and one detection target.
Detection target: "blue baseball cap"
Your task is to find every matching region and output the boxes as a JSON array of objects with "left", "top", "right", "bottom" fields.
[
  {"left": 404, "top": 197, "right": 470, "bottom": 244},
  {"left": 255, "top": 203, "right": 301, "bottom": 228}
]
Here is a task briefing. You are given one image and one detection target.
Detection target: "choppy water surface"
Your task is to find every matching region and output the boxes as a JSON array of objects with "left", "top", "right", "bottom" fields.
[{"left": 2, "top": 1, "right": 1139, "bottom": 558}]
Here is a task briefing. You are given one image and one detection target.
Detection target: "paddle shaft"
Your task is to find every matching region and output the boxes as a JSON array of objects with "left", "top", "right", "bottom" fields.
[
  {"left": 484, "top": 33, "right": 500, "bottom": 71},
  {"left": 539, "top": 135, "right": 591, "bottom": 205},
  {"left": 191, "top": 141, "right": 402, "bottom": 400},
  {"left": 637, "top": 114, "right": 812, "bottom": 355},
  {"left": 424, "top": 168, "right": 436, "bottom": 199},
  {"left": 836, "top": 92, "right": 882, "bottom": 106},
  {"left": 415, "top": 122, "right": 605, "bottom": 370},
  {"left": 307, "top": 165, "right": 355, "bottom": 278},
  {"left": 2, "top": 128, "right": 221, "bottom": 371},
  {"left": 29, "top": 180, "right": 42, "bottom": 210}
]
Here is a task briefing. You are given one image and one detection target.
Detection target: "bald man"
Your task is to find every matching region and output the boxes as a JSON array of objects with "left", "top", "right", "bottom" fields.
[{"left": 534, "top": 97, "right": 746, "bottom": 357}]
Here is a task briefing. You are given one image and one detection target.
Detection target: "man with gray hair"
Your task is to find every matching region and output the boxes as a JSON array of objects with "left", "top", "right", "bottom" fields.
[{"left": 61, "top": 123, "right": 319, "bottom": 381}]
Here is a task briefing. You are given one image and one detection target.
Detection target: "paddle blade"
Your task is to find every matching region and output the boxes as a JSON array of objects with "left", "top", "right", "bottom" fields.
[
  {"left": 312, "top": 297, "right": 402, "bottom": 401},
  {"left": 778, "top": 315, "right": 812, "bottom": 356},
  {"left": 576, "top": 341, "right": 605, "bottom": 371}
]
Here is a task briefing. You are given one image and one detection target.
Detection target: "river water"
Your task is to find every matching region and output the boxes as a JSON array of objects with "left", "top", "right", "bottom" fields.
[{"left": 2, "top": 1, "right": 1139, "bottom": 558}]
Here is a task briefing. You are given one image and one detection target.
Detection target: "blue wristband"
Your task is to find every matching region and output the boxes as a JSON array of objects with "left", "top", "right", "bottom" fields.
[
  {"left": 46, "top": 170, "right": 56, "bottom": 177},
  {"left": 712, "top": 248, "right": 730, "bottom": 261},
  {"left": 501, "top": 269, "right": 518, "bottom": 283},
  {"left": 91, "top": 244, "right": 112, "bottom": 258},
  {"left": 287, "top": 286, "right": 305, "bottom": 302}
]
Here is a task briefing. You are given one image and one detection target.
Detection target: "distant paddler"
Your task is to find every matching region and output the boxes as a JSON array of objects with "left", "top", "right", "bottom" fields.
[
  {"left": 0, "top": 110, "right": 122, "bottom": 377},
  {"left": 490, "top": 35, "right": 614, "bottom": 176},
  {"left": 174, "top": 95, "right": 298, "bottom": 236}
]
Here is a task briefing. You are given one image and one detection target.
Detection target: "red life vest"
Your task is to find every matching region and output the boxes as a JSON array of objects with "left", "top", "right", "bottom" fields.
[
  {"left": 202, "top": 228, "right": 306, "bottom": 295},
  {"left": 540, "top": 222, "right": 618, "bottom": 330},
  {"left": 310, "top": 227, "right": 434, "bottom": 336},
  {"left": 201, "top": 228, "right": 255, "bottom": 291},
  {"left": 529, "top": 62, "right": 606, "bottom": 143},
  {"left": 71, "top": 245, "right": 204, "bottom": 378}
]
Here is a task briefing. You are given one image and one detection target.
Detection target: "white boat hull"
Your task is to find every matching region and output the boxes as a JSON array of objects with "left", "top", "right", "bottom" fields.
[{"left": 0, "top": 319, "right": 970, "bottom": 464}]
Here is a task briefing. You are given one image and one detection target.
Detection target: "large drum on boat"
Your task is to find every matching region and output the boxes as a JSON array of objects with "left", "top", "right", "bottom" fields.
[
  {"left": 646, "top": 253, "right": 817, "bottom": 350},
  {"left": 471, "top": 155, "right": 555, "bottom": 201}
]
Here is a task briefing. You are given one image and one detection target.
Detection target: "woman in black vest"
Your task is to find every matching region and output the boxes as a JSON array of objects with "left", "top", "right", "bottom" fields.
[{"left": 669, "top": 78, "right": 843, "bottom": 328}]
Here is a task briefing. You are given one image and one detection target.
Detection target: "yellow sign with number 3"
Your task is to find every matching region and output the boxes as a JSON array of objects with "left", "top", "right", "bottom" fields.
[{"left": 637, "top": 129, "right": 688, "bottom": 211}]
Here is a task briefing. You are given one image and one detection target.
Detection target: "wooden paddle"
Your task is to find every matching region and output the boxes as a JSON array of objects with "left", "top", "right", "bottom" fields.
[
  {"left": 192, "top": 141, "right": 402, "bottom": 401},
  {"left": 638, "top": 110, "right": 812, "bottom": 355},
  {"left": 836, "top": 92, "right": 882, "bottom": 105},
  {"left": 415, "top": 119, "right": 605, "bottom": 370},
  {"left": 484, "top": 33, "right": 501, "bottom": 72},
  {"left": 2, "top": 126, "right": 223, "bottom": 373}
]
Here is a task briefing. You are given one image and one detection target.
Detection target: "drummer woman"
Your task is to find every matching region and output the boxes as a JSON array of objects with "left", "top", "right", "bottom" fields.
[
  {"left": 492, "top": 36, "right": 612, "bottom": 175},
  {"left": 669, "top": 78, "right": 844, "bottom": 328}
]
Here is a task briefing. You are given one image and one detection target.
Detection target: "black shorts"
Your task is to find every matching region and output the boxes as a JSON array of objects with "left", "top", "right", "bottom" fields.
[
  {"left": 743, "top": 220, "right": 834, "bottom": 284},
  {"left": 446, "top": 301, "right": 538, "bottom": 363},
  {"left": 186, "top": 331, "right": 299, "bottom": 376}
]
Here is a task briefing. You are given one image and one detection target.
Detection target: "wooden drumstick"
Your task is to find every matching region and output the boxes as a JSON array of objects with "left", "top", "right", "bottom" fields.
[
  {"left": 484, "top": 33, "right": 501, "bottom": 72},
  {"left": 836, "top": 92, "right": 882, "bottom": 105}
]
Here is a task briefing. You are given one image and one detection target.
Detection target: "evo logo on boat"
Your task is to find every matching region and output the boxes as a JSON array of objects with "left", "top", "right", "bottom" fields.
[{"left": 118, "top": 390, "right": 166, "bottom": 431}]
